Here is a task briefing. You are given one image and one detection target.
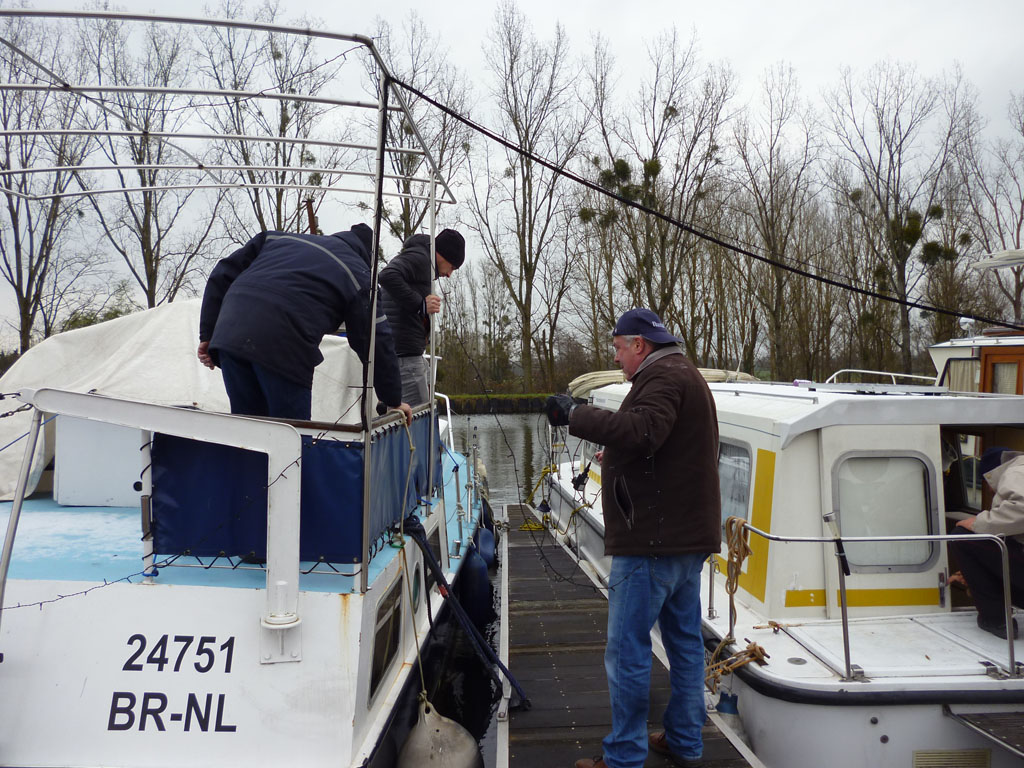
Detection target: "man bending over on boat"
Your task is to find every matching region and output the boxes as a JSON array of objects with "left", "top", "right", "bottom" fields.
[
  {"left": 545, "top": 308, "right": 721, "bottom": 768},
  {"left": 379, "top": 228, "right": 465, "bottom": 406},
  {"left": 950, "top": 448, "right": 1024, "bottom": 639},
  {"left": 197, "top": 223, "right": 412, "bottom": 424}
]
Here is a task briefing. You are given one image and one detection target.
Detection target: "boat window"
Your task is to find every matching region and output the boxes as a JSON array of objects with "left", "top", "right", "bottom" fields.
[
  {"left": 991, "top": 361, "right": 1019, "bottom": 394},
  {"left": 425, "top": 528, "right": 441, "bottom": 594},
  {"left": 955, "top": 434, "right": 983, "bottom": 510},
  {"left": 718, "top": 441, "right": 751, "bottom": 531},
  {"left": 940, "top": 358, "right": 979, "bottom": 391},
  {"left": 369, "top": 577, "right": 403, "bottom": 701},
  {"left": 836, "top": 456, "right": 934, "bottom": 570}
]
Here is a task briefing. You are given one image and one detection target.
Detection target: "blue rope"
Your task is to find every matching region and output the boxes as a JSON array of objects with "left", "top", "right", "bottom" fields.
[
  {"left": 0, "top": 414, "right": 57, "bottom": 454},
  {"left": 404, "top": 515, "right": 530, "bottom": 710}
]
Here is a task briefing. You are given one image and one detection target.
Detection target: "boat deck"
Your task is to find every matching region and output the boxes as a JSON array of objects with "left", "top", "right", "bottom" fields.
[
  {"left": 505, "top": 514, "right": 753, "bottom": 768},
  {"left": 0, "top": 467, "right": 468, "bottom": 595}
]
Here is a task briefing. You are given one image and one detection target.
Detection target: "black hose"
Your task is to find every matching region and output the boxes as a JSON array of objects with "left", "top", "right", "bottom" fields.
[{"left": 404, "top": 515, "right": 531, "bottom": 710}]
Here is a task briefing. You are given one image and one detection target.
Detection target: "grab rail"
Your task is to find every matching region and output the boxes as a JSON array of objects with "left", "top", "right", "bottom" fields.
[
  {"left": 0, "top": 389, "right": 305, "bottom": 663},
  {"left": 739, "top": 523, "right": 1020, "bottom": 679},
  {"left": 824, "top": 369, "right": 938, "bottom": 385}
]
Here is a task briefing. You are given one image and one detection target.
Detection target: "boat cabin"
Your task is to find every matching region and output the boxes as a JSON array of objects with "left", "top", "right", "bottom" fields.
[
  {"left": 930, "top": 329, "right": 1024, "bottom": 395},
  {"left": 572, "top": 380, "right": 1024, "bottom": 623}
]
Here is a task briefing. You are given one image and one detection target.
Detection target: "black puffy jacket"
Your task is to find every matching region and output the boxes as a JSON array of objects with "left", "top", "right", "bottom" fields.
[
  {"left": 379, "top": 234, "right": 433, "bottom": 358},
  {"left": 198, "top": 225, "right": 402, "bottom": 406}
]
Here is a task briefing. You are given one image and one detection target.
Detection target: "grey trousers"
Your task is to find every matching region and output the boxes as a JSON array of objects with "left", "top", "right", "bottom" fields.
[{"left": 399, "top": 355, "right": 429, "bottom": 406}]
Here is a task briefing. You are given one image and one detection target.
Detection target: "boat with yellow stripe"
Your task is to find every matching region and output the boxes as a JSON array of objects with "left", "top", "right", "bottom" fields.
[{"left": 544, "top": 376, "right": 1024, "bottom": 768}]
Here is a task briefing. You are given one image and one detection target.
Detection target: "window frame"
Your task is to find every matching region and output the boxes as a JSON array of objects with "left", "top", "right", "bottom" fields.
[
  {"left": 718, "top": 438, "right": 753, "bottom": 533},
  {"left": 367, "top": 575, "right": 404, "bottom": 705},
  {"left": 830, "top": 449, "right": 940, "bottom": 574}
]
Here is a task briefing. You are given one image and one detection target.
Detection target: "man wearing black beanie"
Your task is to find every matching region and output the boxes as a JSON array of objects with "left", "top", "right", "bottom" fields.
[{"left": 379, "top": 227, "right": 466, "bottom": 406}]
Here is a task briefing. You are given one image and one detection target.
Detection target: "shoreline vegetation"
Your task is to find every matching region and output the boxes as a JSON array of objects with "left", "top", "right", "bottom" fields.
[{"left": 445, "top": 394, "right": 547, "bottom": 414}]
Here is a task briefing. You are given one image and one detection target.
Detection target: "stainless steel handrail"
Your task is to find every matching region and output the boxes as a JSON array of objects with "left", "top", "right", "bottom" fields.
[
  {"left": 738, "top": 523, "right": 1020, "bottom": 679},
  {"left": 824, "top": 369, "right": 939, "bottom": 385}
]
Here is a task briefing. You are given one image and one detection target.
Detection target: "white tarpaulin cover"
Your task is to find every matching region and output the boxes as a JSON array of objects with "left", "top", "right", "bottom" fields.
[{"left": 0, "top": 299, "right": 368, "bottom": 500}]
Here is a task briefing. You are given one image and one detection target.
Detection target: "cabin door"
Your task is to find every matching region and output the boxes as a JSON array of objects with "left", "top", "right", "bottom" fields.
[
  {"left": 818, "top": 424, "right": 947, "bottom": 620},
  {"left": 980, "top": 349, "right": 1024, "bottom": 394}
]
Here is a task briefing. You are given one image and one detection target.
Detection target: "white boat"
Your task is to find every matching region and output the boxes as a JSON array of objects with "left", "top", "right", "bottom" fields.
[
  {"left": 0, "top": 11, "right": 495, "bottom": 767},
  {"left": 545, "top": 375, "right": 1024, "bottom": 768}
]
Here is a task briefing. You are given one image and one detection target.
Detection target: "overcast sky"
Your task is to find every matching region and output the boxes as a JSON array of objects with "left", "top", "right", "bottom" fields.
[
  {"left": 197, "top": 0, "right": 1020, "bottom": 127},
  {"left": 33, "top": 0, "right": 1024, "bottom": 126}
]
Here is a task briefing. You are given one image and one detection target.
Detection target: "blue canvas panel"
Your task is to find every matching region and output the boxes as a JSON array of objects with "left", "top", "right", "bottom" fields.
[
  {"left": 151, "top": 436, "right": 271, "bottom": 560},
  {"left": 150, "top": 414, "right": 440, "bottom": 564}
]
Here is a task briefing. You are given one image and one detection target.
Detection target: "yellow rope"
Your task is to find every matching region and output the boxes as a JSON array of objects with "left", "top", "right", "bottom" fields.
[
  {"left": 524, "top": 464, "right": 557, "bottom": 505},
  {"left": 550, "top": 503, "right": 590, "bottom": 536},
  {"left": 519, "top": 518, "right": 545, "bottom": 531},
  {"left": 705, "top": 516, "right": 769, "bottom": 693}
]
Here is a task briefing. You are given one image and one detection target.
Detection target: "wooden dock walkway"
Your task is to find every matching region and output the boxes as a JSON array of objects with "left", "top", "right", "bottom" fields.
[{"left": 504, "top": 513, "right": 754, "bottom": 768}]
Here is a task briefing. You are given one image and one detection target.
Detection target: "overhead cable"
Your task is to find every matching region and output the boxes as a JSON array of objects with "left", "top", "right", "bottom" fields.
[{"left": 390, "top": 77, "right": 1024, "bottom": 333}]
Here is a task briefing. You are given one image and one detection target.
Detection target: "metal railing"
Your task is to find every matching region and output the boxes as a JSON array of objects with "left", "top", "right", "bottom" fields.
[
  {"left": 824, "top": 369, "right": 939, "bottom": 385},
  {"left": 737, "top": 523, "right": 1020, "bottom": 679}
]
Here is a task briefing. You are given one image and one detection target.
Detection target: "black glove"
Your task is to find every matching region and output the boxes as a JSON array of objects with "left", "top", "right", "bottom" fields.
[{"left": 545, "top": 394, "right": 577, "bottom": 426}]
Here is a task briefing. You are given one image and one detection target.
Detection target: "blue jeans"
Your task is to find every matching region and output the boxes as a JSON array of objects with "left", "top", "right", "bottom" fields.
[
  {"left": 218, "top": 350, "right": 312, "bottom": 420},
  {"left": 603, "top": 553, "right": 707, "bottom": 768}
]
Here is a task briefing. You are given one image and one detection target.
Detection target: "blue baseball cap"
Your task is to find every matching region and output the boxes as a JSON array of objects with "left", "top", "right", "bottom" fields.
[{"left": 612, "top": 308, "right": 682, "bottom": 344}]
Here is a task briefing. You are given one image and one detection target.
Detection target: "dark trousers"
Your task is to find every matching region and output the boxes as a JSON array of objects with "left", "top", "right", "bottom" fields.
[
  {"left": 218, "top": 350, "right": 312, "bottom": 420},
  {"left": 950, "top": 528, "right": 1024, "bottom": 624}
]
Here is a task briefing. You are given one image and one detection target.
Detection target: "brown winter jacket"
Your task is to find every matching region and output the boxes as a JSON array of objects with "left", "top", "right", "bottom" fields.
[{"left": 569, "top": 347, "right": 722, "bottom": 556}]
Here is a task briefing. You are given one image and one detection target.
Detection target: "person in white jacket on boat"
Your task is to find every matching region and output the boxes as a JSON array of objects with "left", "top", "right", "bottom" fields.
[{"left": 951, "top": 449, "right": 1024, "bottom": 639}]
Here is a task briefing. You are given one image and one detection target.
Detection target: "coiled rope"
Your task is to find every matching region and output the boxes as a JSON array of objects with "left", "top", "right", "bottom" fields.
[{"left": 705, "top": 516, "right": 769, "bottom": 693}]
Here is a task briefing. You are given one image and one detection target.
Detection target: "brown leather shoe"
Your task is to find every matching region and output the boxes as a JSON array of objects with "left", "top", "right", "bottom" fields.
[
  {"left": 649, "top": 731, "right": 705, "bottom": 767},
  {"left": 574, "top": 757, "right": 609, "bottom": 768}
]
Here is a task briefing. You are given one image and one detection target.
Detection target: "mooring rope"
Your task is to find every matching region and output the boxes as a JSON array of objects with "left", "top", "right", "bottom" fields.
[
  {"left": 403, "top": 515, "right": 530, "bottom": 710},
  {"left": 705, "top": 516, "right": 770, "bottom": 693}
]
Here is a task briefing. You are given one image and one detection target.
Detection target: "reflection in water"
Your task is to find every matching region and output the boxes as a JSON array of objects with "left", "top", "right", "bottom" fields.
[
  {"left": 428, "top": 411, "right": 583, "bottom": 768},
  {"left": 452, "top": 413, "right": 553, "bottom": 504}
]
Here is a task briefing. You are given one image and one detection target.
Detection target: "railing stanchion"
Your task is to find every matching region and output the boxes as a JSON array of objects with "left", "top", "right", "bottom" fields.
[
  {"left": 737, "top": 523, "right": 1020, "bottom": 679},
  {"left": 835, "top": 557, "right": 855, "bottom": 680},
  {"left": 706, "top": 555, "right": 718, "bottom": 620}
]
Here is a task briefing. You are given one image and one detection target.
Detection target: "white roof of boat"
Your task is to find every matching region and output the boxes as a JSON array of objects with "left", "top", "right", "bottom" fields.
[
  {"left": 709, "top": 381, "right": 1024, "bottom": 448},
  {"left": 930, "top": 333, "right": 1024, "bottom": 350}
]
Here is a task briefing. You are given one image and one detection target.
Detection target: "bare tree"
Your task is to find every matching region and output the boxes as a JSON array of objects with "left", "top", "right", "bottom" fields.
[
  {"left": 0, "top": 14, "right": 91, "bottom": 351},
  {"left": 579, "top": 28, "right": 734, "bottom": 362},
  {"left": 75, "top": 13, "right": 220, "bottom": 307},
  {"left": 956, "top": 89, "right": 1024, "bottom": 321},
  {"left": 731, "top": 63, "right": 818, "bottom": 380},
  {"left": 195, "top": 0, "right": 345, "bottom": 240},
  {"left": 827, "top": 62, "right": 965, "bottom": 371},
  {"left": 465, "top": 1, "right": 586, "bottom": 390},
  {"left": 366, "top": 13, "right": 472, "bottom": 244}
]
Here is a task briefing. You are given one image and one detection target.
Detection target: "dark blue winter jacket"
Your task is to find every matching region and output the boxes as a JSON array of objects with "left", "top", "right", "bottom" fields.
[{"left": 199, "top": 225, "right": 402, "bottom": 407}]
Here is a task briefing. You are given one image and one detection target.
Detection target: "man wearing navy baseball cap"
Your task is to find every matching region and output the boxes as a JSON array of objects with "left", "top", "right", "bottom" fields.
[{"left": 545, "top": 308, "right": 720, "bottom": 768}]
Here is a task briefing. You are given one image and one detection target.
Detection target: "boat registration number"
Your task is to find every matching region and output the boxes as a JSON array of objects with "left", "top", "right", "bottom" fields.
[{"left": 107, "top": 633, "right": 237, "bottom": 733}]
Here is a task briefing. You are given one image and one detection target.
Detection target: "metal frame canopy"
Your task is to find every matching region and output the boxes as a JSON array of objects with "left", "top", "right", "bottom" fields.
[
  {"left": 0, "top": 8, "right": 459, "bottom": 593},
  {"left": 0, "top": 8, "right": 457, "bottom": 206}
]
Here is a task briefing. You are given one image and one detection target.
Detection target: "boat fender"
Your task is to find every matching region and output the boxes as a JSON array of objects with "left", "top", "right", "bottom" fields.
[
  {"left": 397, "top": 697, "right": 482, "bottom": 768},
  {"left": 481, "top": 497, "right": 495, "bottom": 533},
  {"left": 458, "top": 544, "right": 494, "bottom": 630},
  {"left": 473, "top": 525, "right": 496, "bottom": 569},
  {"left": 715, "top": 692, "right": 752, "bottom": 748}
]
